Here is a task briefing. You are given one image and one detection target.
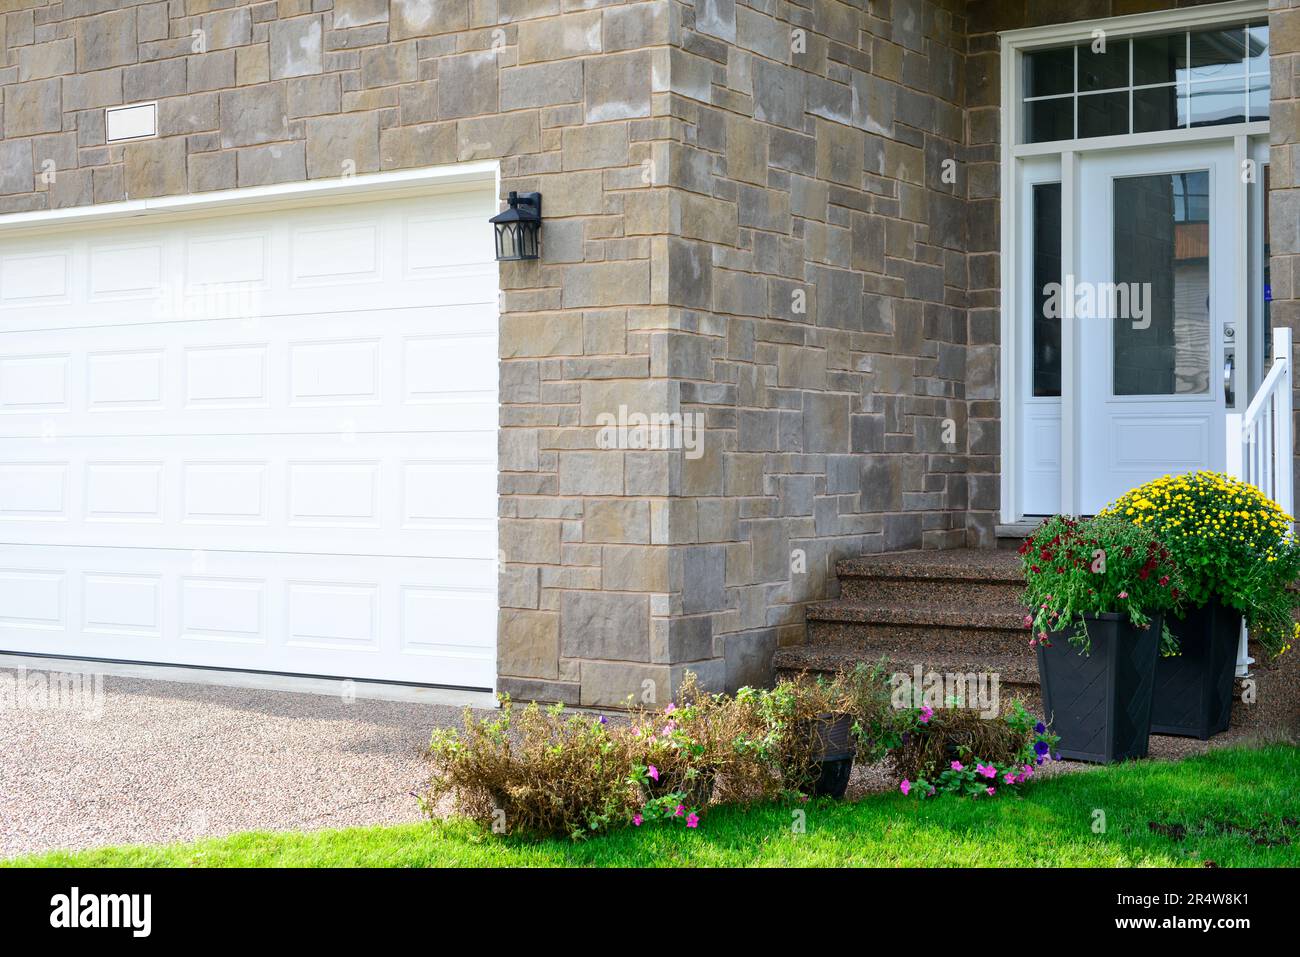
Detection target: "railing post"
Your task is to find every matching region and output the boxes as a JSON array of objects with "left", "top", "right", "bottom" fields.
[
  {"left": 1225, "top": 412, "right": 1244, "bottom": 479},
  {"left": 1274, "top": 327, "right": 1293, "bottom": 518}
]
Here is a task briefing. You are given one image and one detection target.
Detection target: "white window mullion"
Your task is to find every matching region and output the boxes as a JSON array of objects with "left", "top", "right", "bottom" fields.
[{"left": 1060, "top": 150, "right": 1080, "bottom": 516}]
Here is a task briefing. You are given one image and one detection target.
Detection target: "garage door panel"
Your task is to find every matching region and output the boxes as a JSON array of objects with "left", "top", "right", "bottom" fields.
[
  {"left": 0, "top": 434, "right": 495, "bottom": 558},
  {"left": 0, "top": 309, "right": 495, "bottom": 437},
  {"left": 0, "top": 546, "right": 494, "bottom": 686},
  {"left": 0, "top": 185, "right": 498, "bottom": 689},
  {"left": 0, "top": 196, "right": 496, "bottom": 335}
]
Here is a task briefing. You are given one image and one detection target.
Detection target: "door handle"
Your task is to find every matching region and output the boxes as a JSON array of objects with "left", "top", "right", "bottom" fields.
[{"left": 1224, "top": 353, "right": 1235, "bottom": 407}]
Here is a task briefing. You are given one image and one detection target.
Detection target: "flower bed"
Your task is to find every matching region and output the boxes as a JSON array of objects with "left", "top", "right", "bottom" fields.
[
  {"left": 1019, "top": 513, "right": 1183, "bottom": 654},
  {"left": 1103, "top": 470, "right": 1300, "bottom": 659},
  {"left": 892, "top": 703, "right": 1060, "bottom": 799},
  {"left": 424, "top": 664, "right": 1055, "bottom": 841}
]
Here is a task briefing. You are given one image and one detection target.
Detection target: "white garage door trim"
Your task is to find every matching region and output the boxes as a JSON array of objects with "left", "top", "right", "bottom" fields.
[{"left": 0, "top": 164, "right": 501, "bottom": 692}]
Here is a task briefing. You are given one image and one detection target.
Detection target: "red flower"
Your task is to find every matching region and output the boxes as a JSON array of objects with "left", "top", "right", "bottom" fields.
[
  {"left": 1158, "top": 576, "right": 1169, "bottom": 586},
  {"left": 1138, "top": 568, "right": 1150, "bottom": 580},
  {"left": 1031, "top": 565, "right": 1041, "bottom": 574}
]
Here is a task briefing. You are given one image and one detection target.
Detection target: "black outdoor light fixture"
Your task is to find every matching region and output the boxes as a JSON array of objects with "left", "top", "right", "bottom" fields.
[{"left": 489, "top": 191, "right": 542, "bottom": 261}]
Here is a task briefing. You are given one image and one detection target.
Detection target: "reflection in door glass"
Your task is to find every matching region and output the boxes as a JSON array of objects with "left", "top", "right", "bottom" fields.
[
  {"left": 1113, "top": 171, "right": 1210, "bottom": 396},
  {"left": 1033, "top": 183, "right": 1062, "bottom": 397}
]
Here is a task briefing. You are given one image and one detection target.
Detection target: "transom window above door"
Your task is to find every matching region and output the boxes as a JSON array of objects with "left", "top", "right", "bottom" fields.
[{"left": 1022, "top": 21, "right": 1269, "bottom": 143}]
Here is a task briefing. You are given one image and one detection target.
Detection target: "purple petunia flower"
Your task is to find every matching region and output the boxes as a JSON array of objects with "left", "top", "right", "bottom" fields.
[
  {"left": 1034, "top": 722, "right": 1046, "bottom": 734},
  {"left": 1034, "top": 740, "right": 1050, "bottom": 757}
]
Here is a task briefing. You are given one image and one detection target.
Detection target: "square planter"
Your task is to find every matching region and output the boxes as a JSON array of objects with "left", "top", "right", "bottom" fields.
[
  {"left": 1151, "top": 597, "right": 1240, "bottom": 740},
  {"left": 1036, "top": 612, "right": 1162, "bottom": 764}
]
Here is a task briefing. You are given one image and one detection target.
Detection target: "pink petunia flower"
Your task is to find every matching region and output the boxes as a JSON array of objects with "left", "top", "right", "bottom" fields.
[
  {"left": 674, "top": 804, "right": 685, "bottom": 817},
  {"left": 686, "top": 813, "right": 699, "bottom": 828},
  {"left": 977, "top": 763, "right": 997, "bottom": 779},
  {"left": 1118, "top": 591, "right": 1129, "bottom": 599},
  {"left": 633, "top": 814, "right": 643, "bottom": 826},
  {"left": 647, "top": 765, "right": 659, "bottom": 782},
  {"left": 951, "top": 760, "right": 964, "bottom": 771},
  {"left": 986, "top": 787, "right": 996, "bottom": 796},
  {"left": 919, "top": 705, "right": 933, "bottom": 724},
  {"left": 1004, "top": 773, "right": 1016, "bottom": 784},
  {"left": 900, "top": 779, "right": 911, "bottom": 795},
  {"left": 663, "top": 703, "right": 676, "bottom": 715}
]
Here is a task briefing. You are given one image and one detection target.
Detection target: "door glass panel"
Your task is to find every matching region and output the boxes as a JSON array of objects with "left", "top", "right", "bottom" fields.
[
  {"left": 1025, "top": 97, "right": 1074, "bottom": 143},
  {"left": 1186, "top": 77, "right": 1248, "bottom": 127},
  {"left": 1112, "top": 171, "right": 1211, "bottom": 396},
  {"left": 1020, "top": 22, "right": 1267, "bottom": 144},
  {"left": 1079, "top": 39, "right": 1129, "bottom": 91},
  {"left": 1133, "top": 33, "right": 1183, "bottom": 86},
  {"left": 1079, "top": 91, "right": 1129, "bottom": 138},
  {"left": 1025, "top": 46, "right": 1074, "bottom": 98},
  {"left": 1188, "top": 27, "right": 1247, "bottom": 82},
  {"left": 1133, "top": 85, "right": 1179, "bottom": 133},
  {"left": 1033, "top": 182, "right": 1062, "bottom": 397}
]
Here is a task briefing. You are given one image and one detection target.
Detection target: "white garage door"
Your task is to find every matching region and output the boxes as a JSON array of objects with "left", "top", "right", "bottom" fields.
[{"left": 0, "top": 184, "right": 499, "bottom": 689}]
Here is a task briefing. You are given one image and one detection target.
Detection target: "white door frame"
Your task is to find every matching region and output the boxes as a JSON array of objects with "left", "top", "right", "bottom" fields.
[{"left": 999, "top": 0, "right": 1269, "bottom": 522}]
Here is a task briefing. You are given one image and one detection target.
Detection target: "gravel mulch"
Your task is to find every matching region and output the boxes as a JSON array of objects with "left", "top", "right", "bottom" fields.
[{"left": 0, "top": 670, "right": 490, "bottom": 859}]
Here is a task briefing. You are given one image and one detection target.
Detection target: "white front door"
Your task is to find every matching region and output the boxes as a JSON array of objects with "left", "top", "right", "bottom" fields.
[
  {"left": 0, "top": 185, "right": 500, "bottom": 689},
  {"left": 1076, "top": 141, "right": 1238, "bottom": 512}
]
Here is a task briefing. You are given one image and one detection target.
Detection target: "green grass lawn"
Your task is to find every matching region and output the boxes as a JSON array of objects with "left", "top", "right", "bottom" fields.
[{"left": 9, "top": 744, "right": 1297, "bottom": 868}]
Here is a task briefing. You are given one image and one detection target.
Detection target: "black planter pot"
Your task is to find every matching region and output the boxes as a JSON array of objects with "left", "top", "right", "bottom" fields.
[
  {"left": 1036, "top": 613, "right": 1161, "bottom": 764},
  {"left": 1151, "top": 598, "right": 1240, "bottom": 740},
  {"left": 806, "top": 712, "right": 855, "bottom": 798}
]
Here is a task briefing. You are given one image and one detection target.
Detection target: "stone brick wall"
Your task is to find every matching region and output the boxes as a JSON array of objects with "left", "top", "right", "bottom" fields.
[
  {"left": 1268, "top": 0, "right": 1300, "bottom": 498},
  {"left": 643, "top": 0, "right": 980, "bottom": 697}
]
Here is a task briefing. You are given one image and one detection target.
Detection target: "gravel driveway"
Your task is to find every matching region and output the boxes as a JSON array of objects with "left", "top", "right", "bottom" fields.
[{"left": 0, "top": 666, "right": 489, "bottom": 859}]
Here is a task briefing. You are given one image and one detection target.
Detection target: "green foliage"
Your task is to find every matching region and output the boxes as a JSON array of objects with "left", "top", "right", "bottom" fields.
[
  {"left": 1103, "top": 471, "right": 1300, "bottom": 658},
  {"left": 1019, "top": 513, "right": 1183, "bottom": 653},
  {"left": 892, "top": 701, "right": 1060, "bottom": 799}
]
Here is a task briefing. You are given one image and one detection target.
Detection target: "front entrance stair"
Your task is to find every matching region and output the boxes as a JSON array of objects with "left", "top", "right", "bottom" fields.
[{"left": 776, "top": 549, "right": 1043, "bottom": 710}]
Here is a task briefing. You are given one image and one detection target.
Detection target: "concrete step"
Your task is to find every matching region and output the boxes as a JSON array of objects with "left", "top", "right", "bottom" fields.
[
  {"left": 834, "top": 549, "right": 1025, "bottom": 607},
  {"left": 774, "top": 643, "right": 1044, "bottom": 717},
  {"left": 807, "top": 600, "right": 1029, "bottom": 657}
]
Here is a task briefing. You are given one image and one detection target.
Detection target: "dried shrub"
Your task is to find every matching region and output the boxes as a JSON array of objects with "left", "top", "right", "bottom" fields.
[
  {"left": 888, "top": 707, "right": 1024, "bottom": 785},
  {"left": 424, "top": 699, "right": 637, "bottom": 840},
  {"left": 741, "top": 662, "right": 900, "bottom": 795},
  {"left": 625, "top": 672, "right": 775, "bottom": 807},
  {"left": 424, "top": 663, "right": 918, "bottom": 839}
]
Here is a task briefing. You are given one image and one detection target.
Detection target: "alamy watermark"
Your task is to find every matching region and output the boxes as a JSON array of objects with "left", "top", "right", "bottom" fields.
[
  {"left": 596, "top": 405, "right": 705, "bottom": 459},
  {"left": 1041, "top": 276, "right": 1152, "bottom": 329},
  {"left": 0, "top": 667, "right": 105, "bottom": 720},
  {"left": 890, "top": 665, "right": 1000, "bottom": 719}
]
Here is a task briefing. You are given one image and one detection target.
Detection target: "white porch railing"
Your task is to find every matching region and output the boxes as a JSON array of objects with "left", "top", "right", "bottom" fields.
[{"left": 1225, "top": 326, "right": 1293, "bottom": 676}]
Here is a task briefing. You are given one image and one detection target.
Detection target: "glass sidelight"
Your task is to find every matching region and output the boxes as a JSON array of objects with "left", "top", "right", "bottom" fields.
[{"left": 1112, "top": 170, "right": 1211, "bottom": 396}]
